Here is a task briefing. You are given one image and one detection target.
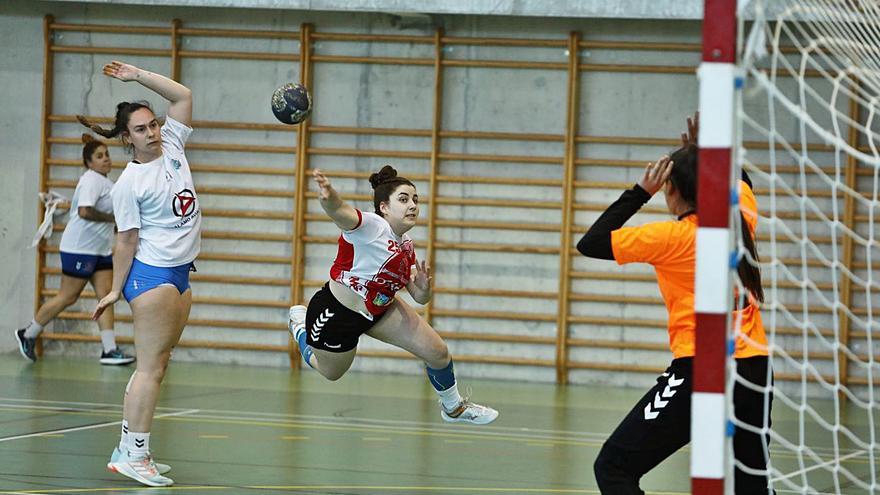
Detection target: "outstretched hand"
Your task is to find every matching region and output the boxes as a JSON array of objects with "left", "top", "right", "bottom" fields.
[
  {"left": 411, "top": 260, "right": 432, "bottom": 291},
  {"left": 680, "top": 111, "right": 699, "bottom": 147},
  {"left": 92, "top": 291, "right": 120, "bottom": 320},
  {"left": 103, "top": 61, "right": 141, "bottom": 82},
  {"left": 637, "top": 155, "right": 674, "bottom": 196},
  {"left": 312, "top": 169, "right": 334, "bottom": 200}
]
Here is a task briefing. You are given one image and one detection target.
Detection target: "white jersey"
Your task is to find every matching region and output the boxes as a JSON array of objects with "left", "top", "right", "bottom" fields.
[
  {"left": 112, "top": 116, "right": 201, "bottom": 267},
  {"left": 330, "top": 210, "right": 416, "bottom": 316},
  {"left": 58, "top": 169, "right": 115, "bottom": 256}
]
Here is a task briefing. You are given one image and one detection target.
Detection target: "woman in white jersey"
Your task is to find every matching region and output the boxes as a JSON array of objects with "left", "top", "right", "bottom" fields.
[
  {"left": 80, "top": 60, "right": 198, "bottom": 487},
  {"left": 288, "top": 166, "right": 498, "bottom": 425},
  {"left": 14, "top": 135, "right": 134, "bottom": 366}
]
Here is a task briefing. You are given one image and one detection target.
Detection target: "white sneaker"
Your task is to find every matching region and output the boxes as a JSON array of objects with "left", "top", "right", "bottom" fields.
[
  {"left": 108, "top": 447, "right": 170, "bottom": 475},
  {"left": 440, "top": 399, "right": 499, "bottom": 425},
  {"left": 107, "top": 449, "right": 173, "bottom": 487},
  {"left": 288, "top": 305, "right": 307, "bottom": 342}
]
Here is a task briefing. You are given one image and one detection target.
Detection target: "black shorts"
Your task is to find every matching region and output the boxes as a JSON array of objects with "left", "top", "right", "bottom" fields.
[{"left": 306, "top": 283, "right": 381, "bottom": 353}]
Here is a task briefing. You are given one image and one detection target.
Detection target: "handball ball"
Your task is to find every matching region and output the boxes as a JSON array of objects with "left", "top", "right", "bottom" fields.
[{"left": 271, "top": 82, "right": 312, "bottom": 125}]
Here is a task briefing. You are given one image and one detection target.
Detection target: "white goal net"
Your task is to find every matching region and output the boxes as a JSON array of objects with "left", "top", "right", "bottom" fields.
[{"left": 733, "top": 0, "right": 880, "bottom": 492}]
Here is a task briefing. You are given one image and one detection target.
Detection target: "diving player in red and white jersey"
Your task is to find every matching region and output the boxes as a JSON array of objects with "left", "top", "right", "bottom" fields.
[{"left": 289, "top": 165, "right": 498, "bottom": 425}]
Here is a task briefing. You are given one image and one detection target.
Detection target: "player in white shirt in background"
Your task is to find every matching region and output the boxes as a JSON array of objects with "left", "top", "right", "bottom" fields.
[
  {"left": 80, "top": 61, "right": 198, "bottom": 487},
  {"left": 15, "top": 134, "right": 134, "bottom": 366},
  {"left": 288, "top": 165, "right": 498, "bottom": 425}
]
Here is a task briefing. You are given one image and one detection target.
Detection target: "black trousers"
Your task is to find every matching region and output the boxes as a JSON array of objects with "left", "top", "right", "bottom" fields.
[{"left": 593, "top": 356, "right": 773, "bottom": 494}]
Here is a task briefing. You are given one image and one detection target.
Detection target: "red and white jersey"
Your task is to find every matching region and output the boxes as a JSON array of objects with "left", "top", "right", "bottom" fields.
[{"left": 330, "top": 210, "right": 416, "bottom": 317}]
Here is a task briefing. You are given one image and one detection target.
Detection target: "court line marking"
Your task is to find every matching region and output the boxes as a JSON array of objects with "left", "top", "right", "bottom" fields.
[
  {"left": 6, "top": 403, "right": 878, "bottom": 466},
  {"left": 0, "top": 396, "right": 608, "bottom": 440},
  {"left": 0, "top": 485, "right": 635, "bottom": 494},
  {"left": 158, "top": 414, "right": 606, "bottom": 447},
  {"left": 248, "top": 486, "right": 601, "bottom": 493},
  {"left": 6, "top": 397, "right": 872, "bottom": 459},
  {"left": 0, "top": 396, "right": 182, "bottom": 412},
  {"left": 2, "top": 399, "right": 875, "bottom": 466},
  {"left": 0, "top": 408, "right": 199, "bottom": 443},
  {"left": 0, "top": 404, "right": 605, "bottom": 447},
  {"left": 0, "top": 487, "right": 227, "bottom": 494}
]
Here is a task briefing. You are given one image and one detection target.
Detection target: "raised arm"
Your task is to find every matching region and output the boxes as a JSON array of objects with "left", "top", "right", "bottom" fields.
[
  {"left": 680, "top": 111, "right": 699, "bottom": 148},
  {"left": 678, "top": 111, "right": 752, "bottom": 186},
  {"left": 313, "top": 169, "right": 360, "bottom": 231},
  {"left": 103, "top": 61, "right": 192, "bottom": 126},
  {"left": 577, "top": 156, "right": 672, "bottom": 260}
]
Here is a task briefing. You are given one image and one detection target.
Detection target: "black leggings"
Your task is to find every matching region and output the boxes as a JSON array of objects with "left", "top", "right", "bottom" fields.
[{"left": 593, "top": 356, "right": 774, "bottom": 494}]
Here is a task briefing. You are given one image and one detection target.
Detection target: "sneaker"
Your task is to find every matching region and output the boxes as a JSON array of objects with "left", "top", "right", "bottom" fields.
[
  {"left": 14, "top": 329, "right": 37, "bottom": 362},
  {"left": 441, "top": 399, "right": 499, "bottom": 425},
  {"left": 288, "top": 305, "right": 307, "bottom": 342},
  {"left": 100, "top": 348, "right": 135, "bottom": 366},
  {"left": 107, "top": 449, "right": 173, "bottom": 487},
  {"left": 108, "top": 447, "right": 170, "bottom": 475}
]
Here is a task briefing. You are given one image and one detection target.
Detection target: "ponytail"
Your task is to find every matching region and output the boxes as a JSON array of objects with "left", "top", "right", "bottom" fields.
[
  {"left": 737, "top": 214, "right": 765, "bottom": 304},
  {"left": 670, "top": 145, "right": 764, "bottom": 304},
  {"left": 76, "top": 101, "right": 153, "bottom": 150}
]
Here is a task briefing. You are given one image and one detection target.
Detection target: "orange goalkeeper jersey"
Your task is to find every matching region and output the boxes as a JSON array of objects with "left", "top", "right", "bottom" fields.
[{"left": 610, "top": 181, "right": 768, "bottom": 359}]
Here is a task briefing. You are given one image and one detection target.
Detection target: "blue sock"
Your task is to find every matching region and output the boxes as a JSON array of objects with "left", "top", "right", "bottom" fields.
[
  {"left": 426, "top": 359, "right": 456, "bottom": 391},
  {"left": 295, "top": 328, "right": 314, "bottom": 369}
]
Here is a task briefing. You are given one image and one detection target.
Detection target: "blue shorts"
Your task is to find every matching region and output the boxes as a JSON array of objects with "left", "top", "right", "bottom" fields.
[
  {"left": 60, "top": 252, "right": 113, "bottom": 279},
  {"left": 123, "top": 259, "right": 195, "bottom": 302}
]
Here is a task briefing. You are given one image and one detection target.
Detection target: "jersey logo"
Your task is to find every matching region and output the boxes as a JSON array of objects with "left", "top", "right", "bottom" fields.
[
  {"left": 310, "top": 309, "right": 334, "bottom": 342},
  {"left": 171, "top": 158, "right": 182, "bottom": 170},
  {"left": 372, "top": 292, "right": 392, "bottom": 307},
  {"left": 172, "top": 189, "right": 197, "bottom": 217},
  {"left": 643, "top": 373, "right": 685, "bottom": 420}
]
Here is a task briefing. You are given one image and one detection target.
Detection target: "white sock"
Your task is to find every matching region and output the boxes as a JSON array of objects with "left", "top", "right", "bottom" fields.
[
  {"left": 100, "top": 329, "right": 117, "bottom": 353},
  {"left": 127, "top": 431, "right": 150, "bottom": 457},
  {"left": 119, "top": 419, "right": 129, "bottom": 451},
  {"left": 23, "top": 320, "right": 43, "bottom": 339},
  {"left": 436, "top": 383, "right": 462, "bottom": 412}
]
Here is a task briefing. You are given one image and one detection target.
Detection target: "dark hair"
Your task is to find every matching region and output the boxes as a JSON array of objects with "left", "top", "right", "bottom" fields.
[
  {"left": 76, "top": 101, "right": 153, "bottom": 153},
  {"left": 669, "top": 145, "right": 765, "bottom": 304},
  {"left": 80, "top": 134, "right": 107, "bottom": 168},
  {"left": 368, "top": 165, "right": 415, "bottom": 216}
]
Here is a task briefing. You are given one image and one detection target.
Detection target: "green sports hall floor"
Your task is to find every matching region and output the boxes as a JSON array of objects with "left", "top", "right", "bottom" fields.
[{"left": 0, "top": 356, "right": 874, "bottom": 494}]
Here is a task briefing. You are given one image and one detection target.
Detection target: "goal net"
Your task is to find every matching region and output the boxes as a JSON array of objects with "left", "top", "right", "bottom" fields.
[{"left": 732, "top": 0, "right": 880, "bottom": 492}]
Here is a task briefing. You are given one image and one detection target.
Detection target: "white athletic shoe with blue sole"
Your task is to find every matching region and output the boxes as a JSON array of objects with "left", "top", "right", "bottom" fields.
[
  {"left": 441, "top": 399, "right": 499, "bottom": 425},
  {"left": 108, "top": 447, "right": 171, "bottom": 476}
]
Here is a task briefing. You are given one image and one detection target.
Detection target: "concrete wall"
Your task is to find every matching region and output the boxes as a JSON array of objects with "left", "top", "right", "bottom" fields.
[
  {"left": 1, "top": 0, "right": 707, "bottom": 389},
  {"left": 49, "top": 0, "right": 706, "bottom": 20},
  {"left": 1, "top": 2, "right": 50, "bottom": 356}
]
